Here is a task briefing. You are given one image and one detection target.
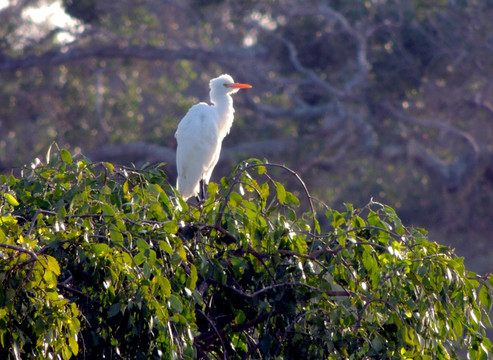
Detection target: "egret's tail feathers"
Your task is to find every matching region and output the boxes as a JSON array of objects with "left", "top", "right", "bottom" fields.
[{"left": 176, "top": 179, "right": 200, "bottom": 201}]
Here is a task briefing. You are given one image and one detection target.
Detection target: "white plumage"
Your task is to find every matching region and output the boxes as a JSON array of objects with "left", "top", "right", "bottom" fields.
[{"left": 175, "top": 74, "right": 252, "bottom": 200}]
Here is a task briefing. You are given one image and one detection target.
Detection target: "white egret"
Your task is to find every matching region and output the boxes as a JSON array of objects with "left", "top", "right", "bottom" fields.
[{"left": 175, "top": 74, "right": 252, "bottom": 200}]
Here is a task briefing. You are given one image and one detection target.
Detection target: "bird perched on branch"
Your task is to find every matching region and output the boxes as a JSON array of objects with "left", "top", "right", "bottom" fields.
[{"left": 175, "top": 74, "right": 252, "bottom": 200}]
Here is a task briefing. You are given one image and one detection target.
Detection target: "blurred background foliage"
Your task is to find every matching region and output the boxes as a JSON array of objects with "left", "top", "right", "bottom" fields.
[{"left": 0, "top": 0, "right": 492, "bottom": 272}]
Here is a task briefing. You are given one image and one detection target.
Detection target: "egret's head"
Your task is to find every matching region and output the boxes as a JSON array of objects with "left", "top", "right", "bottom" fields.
[{"left": 210, "top": 74, "right": 252, "bottom": 96}]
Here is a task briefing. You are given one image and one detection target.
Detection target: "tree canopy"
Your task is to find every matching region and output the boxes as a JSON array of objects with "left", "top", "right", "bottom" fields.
[
  {"left": 0, "top": 147, "right": 492, "bottom": 359},
  {"left": 1, "top": 1, "right": 493, "bottom": 357},
  {"left": 1, "top": 0, "right": 492, "bottom": 251}
]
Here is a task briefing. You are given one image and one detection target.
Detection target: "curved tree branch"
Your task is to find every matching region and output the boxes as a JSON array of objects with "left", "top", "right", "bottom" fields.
[
  {"left": 0, "top": 44, "right": 256, "bottom": 72},
  {"left": 0, "top": 242, "right": 38, "bottom": 265}
]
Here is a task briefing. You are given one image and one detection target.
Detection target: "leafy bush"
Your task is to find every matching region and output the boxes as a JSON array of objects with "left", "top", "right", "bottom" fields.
[{"left": 0, "top": 147, "right": 492, "bottom": 359}]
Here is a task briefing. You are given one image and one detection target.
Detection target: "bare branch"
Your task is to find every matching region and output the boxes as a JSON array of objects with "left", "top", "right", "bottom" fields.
[
  {"left": 0, "top": 44, "right": 254, "bottom": 72},
  {"left": 317, "top": 4, "right": 370, "bottom": 92},
  {"left": 385, "top": 104, "right": 480, "bottom": 154},
  {"left": 0, "top": 242, "right": 38, "bottom": 264},
  {"left": 269, "top": 31, "right": 345, "bottom": 97},
  {"left": 278, "top": 3, "right": 371, "bottom": 94}
]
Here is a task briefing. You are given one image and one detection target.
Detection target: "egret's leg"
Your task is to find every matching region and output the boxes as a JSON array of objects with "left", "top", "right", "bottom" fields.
[{"left": 199, "top": 179, "right": 206, "bottom": 203}]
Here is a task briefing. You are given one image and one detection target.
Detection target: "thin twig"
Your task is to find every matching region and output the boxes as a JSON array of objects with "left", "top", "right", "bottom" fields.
[
  {"left": 215, "top": 279, "right": 349, "bottom": 299},
  {"left": 58, "top": 283, "right": 91, "bottom": 300},
  {"left": 196, "top": 310, "right": 229, "bottom": 360},
  {"left": 195, "top": 311, "right": 272, "bottom": 344},
  {"left": 346, "top": 225, "right": 402, "bottom": 241}
]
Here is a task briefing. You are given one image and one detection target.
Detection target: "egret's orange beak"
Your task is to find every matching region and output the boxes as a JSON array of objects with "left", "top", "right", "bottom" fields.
[{"left": 225, "top": 83, "right": 252, "bottom": 89}]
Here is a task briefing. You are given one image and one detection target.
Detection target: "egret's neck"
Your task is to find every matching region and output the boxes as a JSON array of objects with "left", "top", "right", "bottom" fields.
[{"left": 211, "top": 91, "right": 235, "bottom": 140}]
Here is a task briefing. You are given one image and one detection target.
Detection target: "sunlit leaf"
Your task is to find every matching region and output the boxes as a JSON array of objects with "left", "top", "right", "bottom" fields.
[
  {"left": 60, "top": 149, "right": 72, "bottom": 164},
  {"left": 45, "top": 255, "right": 61, "bottom": 276},
  {"left": 479, "top": 285, "right": 492, "bottom": 310},
  {"left": 187, "top": 264, "right": 198, "bottom": 290},
  {"left": 110, "top": 224, "right": 124, "bottom": 245},
  {"left": 68, "top": 334, "right": 79, "bottom": 356},
  {"left": 337, "top": 228, "right": 346, "bottom": 247},
  {"left": 3, "top": 193, "right": 19, "bottom": 206},
  {"left": 159, "top": 240, "right": 174, "bottom": 255},
  {"left": 285, "top": 191, "right": 299, "bottom": 206},
  {"left": 275, "top": 181, "right": 286, "bottom": 204},
  {"left": 160, "top": 276, "right": 171, "bottom": 297},
  {"left": 93, "top": 243, "right": 109, "bottom": 256}
]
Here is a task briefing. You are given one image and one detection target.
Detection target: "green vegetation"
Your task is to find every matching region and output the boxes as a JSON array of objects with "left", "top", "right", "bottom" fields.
[{"left": 0, "top": 147, "right": 491, "bottom": 359}]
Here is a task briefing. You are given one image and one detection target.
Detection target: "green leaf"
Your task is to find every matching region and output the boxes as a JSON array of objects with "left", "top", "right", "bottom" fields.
[
  {"left": 371, "top": 336, "right": 384, "bottom": 352},
  {"left": 337, "top": 229, "right": 346, "bottom": 247},
  {"left": 351, "top": 215, "right": 365, "bottom": 228},
  {"left": 109, "top": 225, "right": 123, "bottom": 245},
  {"left": 275, "top": 181, "right": 286, "bottom": 204},
  {"left": 187, "top": 264, "right": 198, "bottom": 290},
  {"left": 60, "top": 149, "right": 72, "bottom": 164},
  {"left": 57, "top": 206, "right": 67, "bottom": 221},
  {"left": 137, "top": 238, "right": 150, "bottom": 250},
  {"left": 162, "top": 221, "right": 178, "bottom": 234},
  {"left": 93, "top": 243, "right": 110, "bottom": 256},
  {"left": 150, "top": 203, "right": 167, "bottom": 221},
  {"left": 0, "top": 215, "right": 17, "bottom": 224},
  {"left": 123, "top": 180, "right": 130, "bottom": 198},
  {"left": 45, "top": 255, "right": 61, "bottom": 276},
  {"left": 159, "top": 240, "right": 174, "bottom": 255},
  {"left": 362, "top": 247, "right": 376, "bottom": 273},
  {"left": 367, "top": 210, "right": 385, "bottom": 228},
  {"left": 107, "top": 303, "right": 121, "bottom": 318},
  {"left": 479, "top": 285, "right": 491, "bottom": 310},
  {"left": 133, "top": 252, "right": 146, "bottom": 266},
  {"left": 68, "top": 334, "right": 79, "bottom": 356},
  {"left": 285, "top": 191, "right": 300, "bottom": 206},
  {"left": 229, "top": 191, "right": 243, "bottom": 206},
  {"left": 43, "top": 270, "right": 57, "bottom": 286},
  {"left": 234, "top": 311, "right": 246, "bottom": 325},
  {"left": 207, "top": 181, "right": 219, "bottom": 197},
  {"left": 313, "top": 217, "right": 321, "bottom": 234},
  {"left": 168, "top": 295, "right": 183, "bottom": 313},
  {"left": 327, "top": 210, "right": 344, "bottom": 228},
  {"left": 104, "top": 162, "right": 114, "bottom": 172},
  {"left": 160, "top": 276, "right": 171, "bottom": 297},
  {"left": 177, "top": 245, "right": 187, "bottom": 261},
  {"left": 3, "top": 193, "right": 19, "bottom": 206},
  {"left": 102, "top": 204, "right": 116, "bottom": 216}
]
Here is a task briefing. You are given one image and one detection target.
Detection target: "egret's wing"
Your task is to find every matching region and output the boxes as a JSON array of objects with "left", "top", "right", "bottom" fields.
[{"left": 175, "top": 104, "right": 220, "bottom": 200}]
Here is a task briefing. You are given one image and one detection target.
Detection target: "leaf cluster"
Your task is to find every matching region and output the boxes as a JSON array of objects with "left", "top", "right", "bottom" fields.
[
  {"left": 1, "top": 147, "right": 194, "bottom": 359},
  {"left": 0, "top": 149, "right": 492, "bottom": 359}
]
